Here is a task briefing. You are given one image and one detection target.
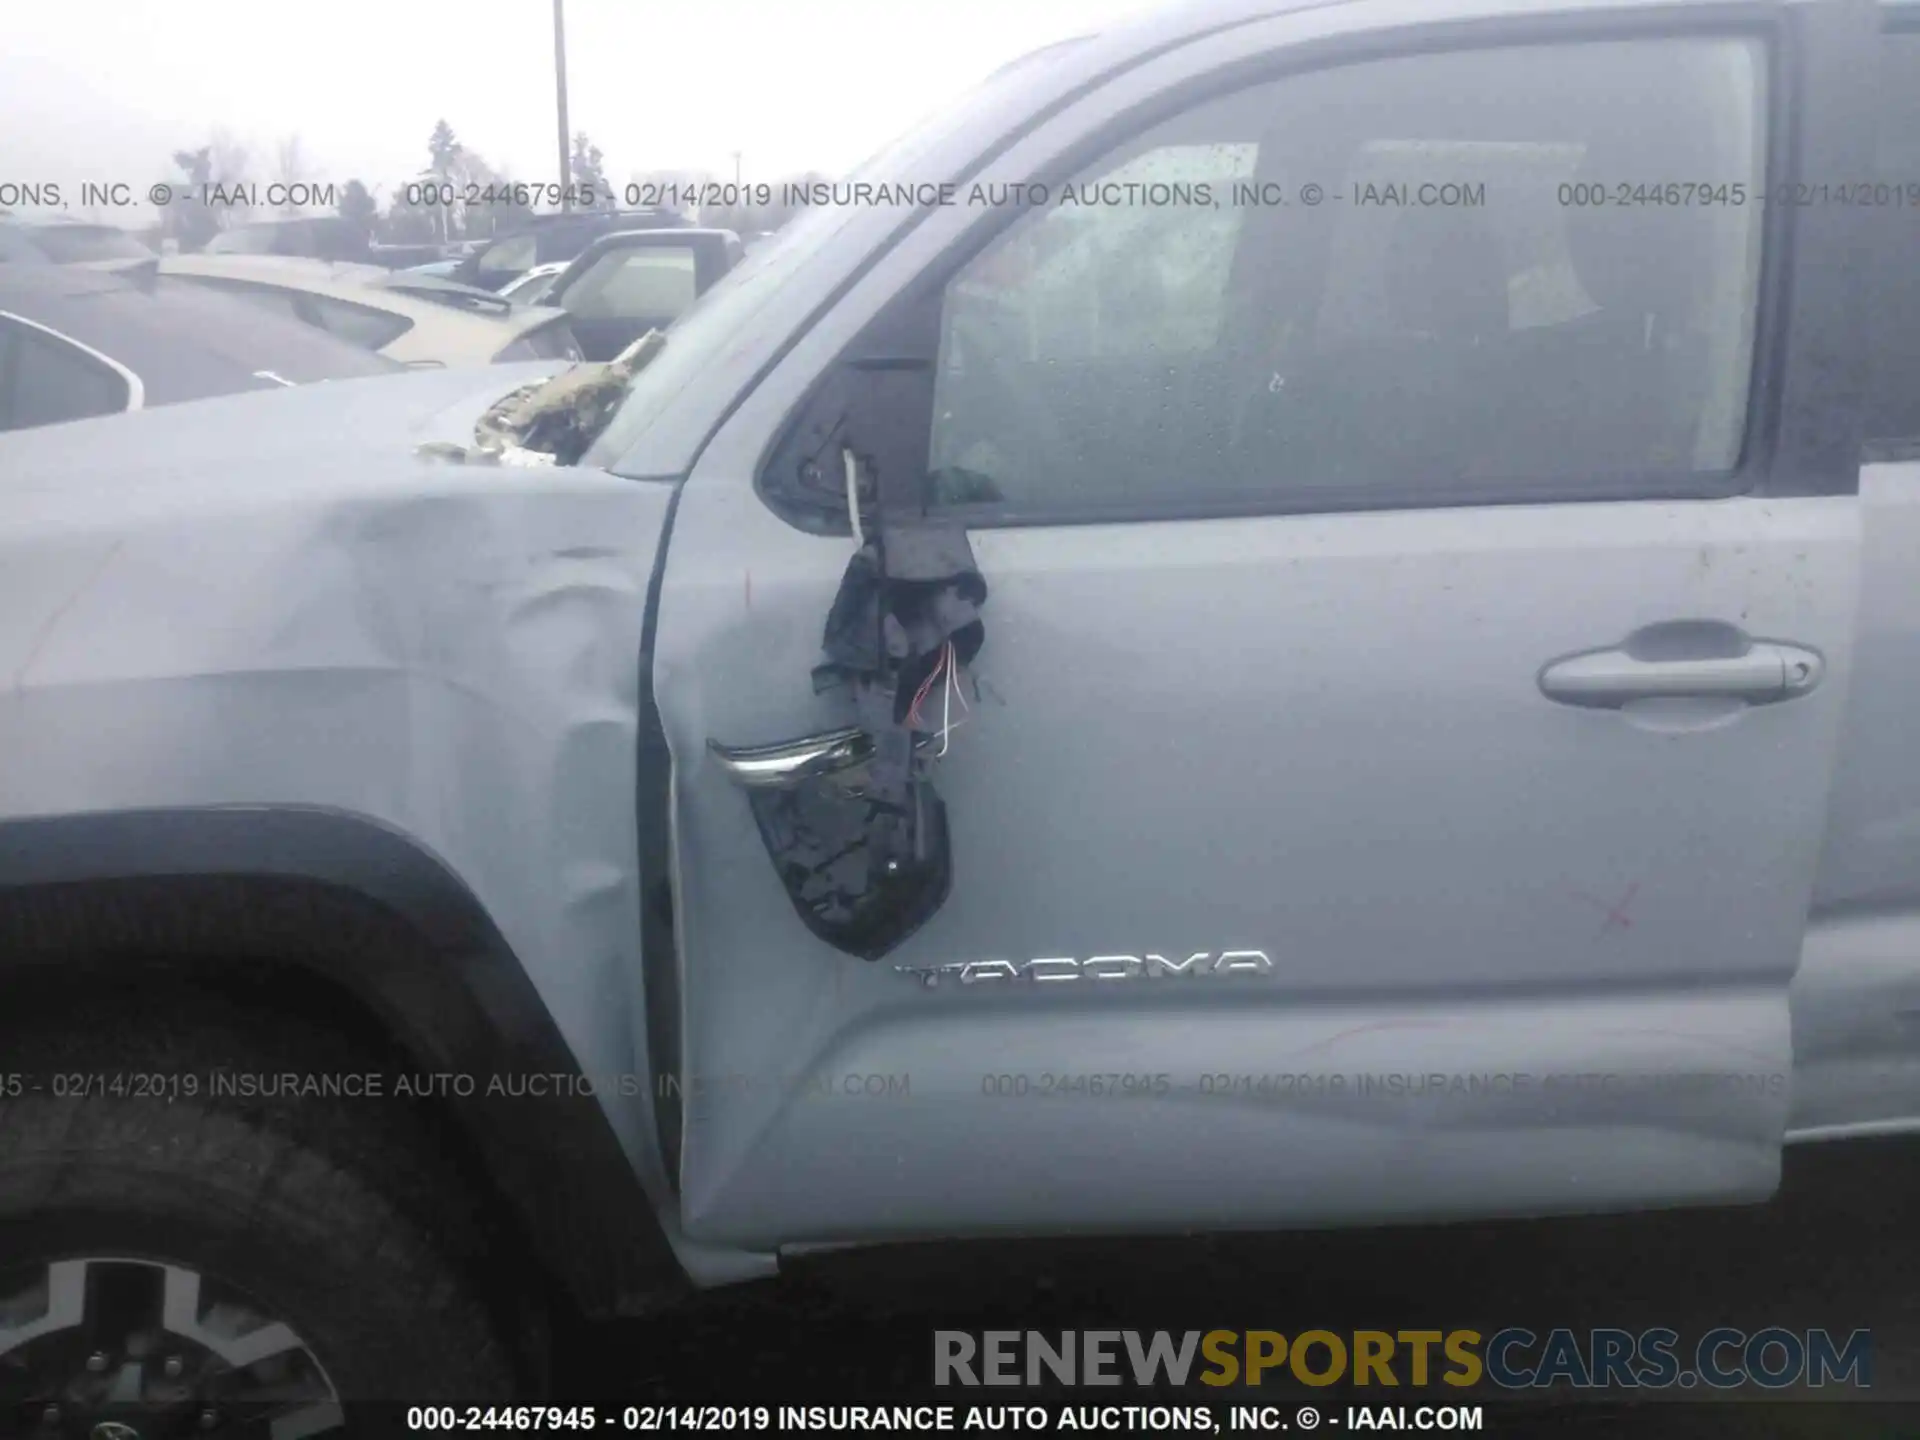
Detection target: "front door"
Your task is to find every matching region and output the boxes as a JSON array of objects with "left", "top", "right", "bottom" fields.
[{"left": 653, "top": 1, "right": 1871, "bottom": 1247}]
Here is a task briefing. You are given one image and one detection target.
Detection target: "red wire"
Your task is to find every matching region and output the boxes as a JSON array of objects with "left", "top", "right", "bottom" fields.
[
  {"left": 905, "top": 641, "right": 952, "bottom": 728},
  {"left": 906, "top": 654, "right": 943, "bottom": 726}
]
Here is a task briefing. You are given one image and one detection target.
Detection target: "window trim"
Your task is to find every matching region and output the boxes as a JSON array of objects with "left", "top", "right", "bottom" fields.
[
  {"left": 0, "top": 310, "right": 145, "bottom": 416},
  {"left": 753, "top": 3, "right": 1872, "bottom": 535},
  {"left": 1865, "top": 14, "right": 1920, "bottom": 452}
]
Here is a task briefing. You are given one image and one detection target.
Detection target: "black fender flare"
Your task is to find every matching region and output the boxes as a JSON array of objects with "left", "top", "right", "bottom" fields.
[{"left": 0, "top": 804, "right": 683, "bottom": 1317}]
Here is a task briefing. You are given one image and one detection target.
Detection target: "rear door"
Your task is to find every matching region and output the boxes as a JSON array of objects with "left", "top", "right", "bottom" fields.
[{"left": 653, "top": 0, "right": 1875, "bottom": 1245}]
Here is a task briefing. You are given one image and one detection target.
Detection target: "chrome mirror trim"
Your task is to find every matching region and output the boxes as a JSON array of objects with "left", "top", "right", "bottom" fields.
[{"left": 707, "top": 726, "right": 873, "bottom": 789}]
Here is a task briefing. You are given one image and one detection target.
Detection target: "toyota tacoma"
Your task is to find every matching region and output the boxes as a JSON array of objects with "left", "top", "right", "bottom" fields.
[{"left": 0, "top": 0, "right": 1915, "bottom": 1427}]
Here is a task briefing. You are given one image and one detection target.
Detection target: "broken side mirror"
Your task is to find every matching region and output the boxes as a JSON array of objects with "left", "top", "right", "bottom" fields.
[
  {"left": 708, "top": 724, "right": 955, "bottom": 963},
  {"left": 712, "top": 340, "right": 985, "bottom": 963}
]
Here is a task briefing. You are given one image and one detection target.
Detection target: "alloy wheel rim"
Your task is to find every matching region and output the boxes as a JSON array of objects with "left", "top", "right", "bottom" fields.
[{"left": 0, "top": 1256, "right": 344, "bottom": 1438}]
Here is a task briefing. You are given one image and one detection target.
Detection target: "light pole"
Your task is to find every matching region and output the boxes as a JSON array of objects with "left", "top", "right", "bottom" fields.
[{"left": 554, "top": 0, "right": 572, "bottom": 211}]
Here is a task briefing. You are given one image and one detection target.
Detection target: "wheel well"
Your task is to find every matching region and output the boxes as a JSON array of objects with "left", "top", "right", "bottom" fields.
[
  {"left": 0, "top": 961, "right": 543, "bottom": 1394},
  {"left": 0, "top": 929, "right": 555, "bottom": 1304},
  {"left": 0, "top": 858, "right": 683, "bottom": 1319}
]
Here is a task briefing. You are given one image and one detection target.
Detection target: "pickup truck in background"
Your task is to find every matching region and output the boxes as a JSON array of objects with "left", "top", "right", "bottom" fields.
[
  {"left": 0, "top": 0, "right": 1914, "bottom": 1425},
  {"left": 450, "top": 206, "right": 689, "bottom": 291},
  {"left": 539, "top": 227, "right": 743, "bottom": 360}
]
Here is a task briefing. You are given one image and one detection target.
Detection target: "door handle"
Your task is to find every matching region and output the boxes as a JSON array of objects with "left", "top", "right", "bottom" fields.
[{"left": 1539, "top": 642, "right": 1823, "bottom": 709}]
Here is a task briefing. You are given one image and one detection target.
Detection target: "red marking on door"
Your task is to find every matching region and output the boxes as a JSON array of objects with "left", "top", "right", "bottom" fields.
[{"left": 1574, "top": 881, "right": 1640, "bottom": 938}]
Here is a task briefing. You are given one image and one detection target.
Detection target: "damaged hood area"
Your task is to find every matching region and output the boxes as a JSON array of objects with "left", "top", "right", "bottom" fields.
[
  {"left": 420, "top": 332, "right": 670, "bottom": 470},
  {"left": 0, "top": 360, "right": 569, "bottom": 499}
]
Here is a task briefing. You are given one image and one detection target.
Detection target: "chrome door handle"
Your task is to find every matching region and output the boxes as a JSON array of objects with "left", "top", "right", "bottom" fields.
[{"left": 1539, "top": 642, "right": 1823, "bottom": 709}]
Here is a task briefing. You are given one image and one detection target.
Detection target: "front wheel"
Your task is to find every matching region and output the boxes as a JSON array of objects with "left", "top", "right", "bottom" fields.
[
  {"left": 0, "top": 1251, "right": 348, "bottom": 1436},
  {"left": 0, "top": 999, "right": 517, "bottom": 1434}
]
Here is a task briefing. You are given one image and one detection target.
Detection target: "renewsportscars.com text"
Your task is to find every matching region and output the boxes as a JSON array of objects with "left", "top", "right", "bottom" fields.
[{"left": 934, "top": 1328, "right": 1871, "bottom": 1390}]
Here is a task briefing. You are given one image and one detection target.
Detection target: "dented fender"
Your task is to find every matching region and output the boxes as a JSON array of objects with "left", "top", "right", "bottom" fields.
[{"left": 0, "top": 368, "right": 769, "bottom": 1291}]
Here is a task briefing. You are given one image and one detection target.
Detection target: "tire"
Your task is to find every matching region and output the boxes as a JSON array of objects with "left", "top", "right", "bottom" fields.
[{"left": 0, "top": 981, "right": 518, "bottom": 1428}]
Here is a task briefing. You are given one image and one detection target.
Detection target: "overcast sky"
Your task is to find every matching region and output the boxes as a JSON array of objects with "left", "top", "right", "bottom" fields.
[{"left": 0, "top": 0, "right": 1144, "bottom": 220}]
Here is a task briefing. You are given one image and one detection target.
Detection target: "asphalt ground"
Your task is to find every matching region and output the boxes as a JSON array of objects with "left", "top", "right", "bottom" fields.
[{"left": 560, "top": 1138, "right": 1920, "bottom": 1437}]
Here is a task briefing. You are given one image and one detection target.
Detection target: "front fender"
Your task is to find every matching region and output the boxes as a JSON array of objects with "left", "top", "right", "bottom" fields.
[
  {"left": 0, "top": 804, "right": 680, "bottom": 1314},
  {"left": 0, "top": 457, "right": 777, "bottom": 1298}
]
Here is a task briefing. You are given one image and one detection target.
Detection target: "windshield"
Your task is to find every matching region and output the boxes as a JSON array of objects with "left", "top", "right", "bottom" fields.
[
  {"left": 586, "top": 35, "right": 1093, "bottom": 473},
  {"left": 125, "top": 277, "right": 403, "bottom": 394},
  {"left": 478, "top": 234, "right": 539, "bottom": 275}
]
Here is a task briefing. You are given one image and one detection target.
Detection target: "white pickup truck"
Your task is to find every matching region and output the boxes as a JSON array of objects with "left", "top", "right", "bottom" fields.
[{"left": 0, "top": 0, "right": 1914, "bottom": 1427}]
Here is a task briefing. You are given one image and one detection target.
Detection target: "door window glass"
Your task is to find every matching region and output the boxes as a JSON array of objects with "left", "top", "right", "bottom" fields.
[{"left": 927, "top": 38, "right": 1768, "bottom": 514}]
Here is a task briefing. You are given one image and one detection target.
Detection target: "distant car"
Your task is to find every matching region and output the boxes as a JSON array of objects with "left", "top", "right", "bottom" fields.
[
  {"left": 202, "top": 215, "right": 373, "bottom": 264},
  {"left": 539, "top": 228, "right": 741, "bottom": 361},
  {"left": 0, "top": 264, "right": 400, "bottom": 432},
  {"left": 159, "top": 254, "right": 584, "bottom": 367},
  {"left": 450, "top": 207, "right": 687, "bottom": 291},
  {"left": 0, "top": 217, "right": 156, "bottom": 266}
]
